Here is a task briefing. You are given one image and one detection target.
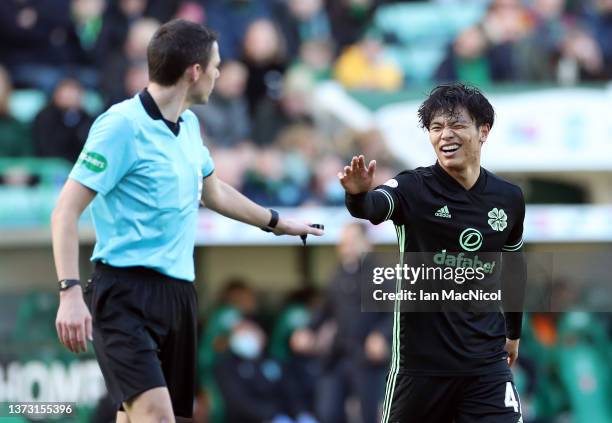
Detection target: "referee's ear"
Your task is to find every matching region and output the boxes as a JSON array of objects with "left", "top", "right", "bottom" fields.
[{"left": 186, "top": 63, "right": 202, "bottom": 83}]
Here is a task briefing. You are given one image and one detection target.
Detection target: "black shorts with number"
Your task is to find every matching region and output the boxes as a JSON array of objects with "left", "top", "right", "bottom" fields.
[
  {"left": 84, "top": 262, "right": 198, "bottom": 418},
  {"left": 382, "top": 371, "right": 522, "bottom": 423}
]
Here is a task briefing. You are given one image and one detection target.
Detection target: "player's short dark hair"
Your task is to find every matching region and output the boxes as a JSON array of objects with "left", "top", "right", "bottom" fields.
[
  {"left": 417, "top": 83, "right": 494, "bottom": 130},
  {"left": 147, "top": 19, "right": 217, "bottom": 86}
]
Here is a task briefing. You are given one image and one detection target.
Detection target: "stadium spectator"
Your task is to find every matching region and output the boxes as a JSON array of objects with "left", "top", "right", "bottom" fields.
[
  {"left": 242, "top": 19, "right": 288, "bottom": 116},
  {"left": 99, "top": 17, "right": 159, "bottom": 106},
  {"left": 289, "top": 39, "right": 335, "bottom": 82},
  {"left": 292, "top": 223, "right": 391, "bottom": 423},
  {"left": 32, "top": 78, "right": 93, "bottom": 163},
  {"left": 198, "top": 279, "right": 259, "bottom": 423},
  {"left": 275, "top": 0, "right": 332, "bottom": 59},
  {"left": 270, "top": 288, "right": 322, "bottom": 417},
  {"left": 514, "top": 0, "right": 570, "bottom": 82},
  {"left": 252, "top": 67, "right": 314, "bottom": 146},
  {"left": 0, "top": 0, "right": 97, "bottom": 92},
  {"left": 326, "top": 0, "right": 381, "bottom": 54},
  {"left": 214, "top": 319, "right": 313, "bottom": 423},
  {"left": 204, "top": 0, "right": 272, "bottom": 61},
  {"left": 192, "top": 60, "right": 251, "bottom": 148},
  {"left": 0, "top": 66, "right": 32, "bottom": 157},
  {"left": 70, "top": 0, "right": 108, "bottom": 67},
  {"left": 437, "top": 0, "right": 531, "bottom": 84},
  {"left": 333, "top": 31, "right": 403, "bottom": 91},
  {"left": 242, "top": 147, "right": 310, "bottom": 207},
  {"left": 589, "top": 0, "right": 612, "bottom": 78}
]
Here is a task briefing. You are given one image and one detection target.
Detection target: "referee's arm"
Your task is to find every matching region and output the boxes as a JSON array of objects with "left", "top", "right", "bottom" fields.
[
  {"left": 52, "top": 179, "right": 96, "bottom": 354},
  {"left": 202, "top": 172, "right": 323, "bottom": 237}
]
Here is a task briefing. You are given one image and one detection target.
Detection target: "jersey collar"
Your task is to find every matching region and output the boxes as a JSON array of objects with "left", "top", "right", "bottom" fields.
[
  {"left": 139, "top": 88, "right": 184, "bottom": 136},
  {"left": 433, "top": 161, "right": 487, "bottom": 193}
]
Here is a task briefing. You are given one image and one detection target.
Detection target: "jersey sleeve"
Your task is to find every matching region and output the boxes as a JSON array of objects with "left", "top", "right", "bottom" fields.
[
  {"left": 372, "top": 171, "right": 414, "bottom": 224},
  {"left": 502, "top": 188, "right": 525, "bottom": 252},
  {"left": 502, "top": 186, "right": 526, "bottom": 339},
  {"left": 201, "top": 143, "right": 215, "bottom": 178},
  {"left": 69, "top": 112, "right": 137, "bottom": 195}
]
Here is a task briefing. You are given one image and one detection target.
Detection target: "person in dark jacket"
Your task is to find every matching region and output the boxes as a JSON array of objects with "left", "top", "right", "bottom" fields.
[{"left": 32, "top": 78, "right": 93, "bottom": 163}]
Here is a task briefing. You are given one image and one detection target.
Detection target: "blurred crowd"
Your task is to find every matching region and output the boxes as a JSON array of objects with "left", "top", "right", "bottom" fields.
[{"left": 1, "top": 0, "right": 611, "bottom": 205}]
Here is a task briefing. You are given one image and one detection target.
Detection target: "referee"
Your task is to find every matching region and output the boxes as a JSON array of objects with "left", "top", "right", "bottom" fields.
[
  {"left": 52, "top": 20, "right": 323, "bottom": 423},
  {"left": 339, "top": 83, "right": 526, "bottom": 422}
]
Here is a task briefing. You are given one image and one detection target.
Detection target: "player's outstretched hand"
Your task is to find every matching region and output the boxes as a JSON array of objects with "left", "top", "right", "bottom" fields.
[
  {"left": 56, "top": 286, "right": 93, "bottom": 354},
  {"left": 505, "top": 338, "right": 519, "bottom": 367},
  {"left": 273, "top": 219, "right": 324, "bottom": 237},
  {"left": 338, "top": 155, "right": 376, "bottom": 195}
]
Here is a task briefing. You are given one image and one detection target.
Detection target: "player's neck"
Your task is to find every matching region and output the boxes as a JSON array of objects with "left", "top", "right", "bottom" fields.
[
  {"left": 441, "top": 162, "right": 481, "bottom": 190},
  {"left": 147, "top": 83, "right": 190, "bottom": 123}
]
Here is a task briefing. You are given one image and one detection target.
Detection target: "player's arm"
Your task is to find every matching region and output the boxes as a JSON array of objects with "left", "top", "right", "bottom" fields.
[
  {"left": 339, "top": 155, "right": 394, "bottom": 224},
  {"left": 51, "top": 179, "right": 96, "bottom": 354},
  {"left": 202, "top": 172, "right": 323, "bottom": 237},
  {"left": 502, "top": 189, "right": 527, "bottom": 367}
]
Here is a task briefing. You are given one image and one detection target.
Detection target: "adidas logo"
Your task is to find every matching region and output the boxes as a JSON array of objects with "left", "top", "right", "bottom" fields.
[{"left": 435, "top": 205, "right": 451, "bottom": 218}]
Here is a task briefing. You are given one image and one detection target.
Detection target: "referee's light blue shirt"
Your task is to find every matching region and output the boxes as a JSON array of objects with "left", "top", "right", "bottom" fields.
[{"left": 69, "top": 91, "right": 215, "bottom": 281}]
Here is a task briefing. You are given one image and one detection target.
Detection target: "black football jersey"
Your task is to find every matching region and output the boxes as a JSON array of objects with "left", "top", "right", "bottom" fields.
[{"left": 347, "top": 162, "right": 525, "bottom": 376}]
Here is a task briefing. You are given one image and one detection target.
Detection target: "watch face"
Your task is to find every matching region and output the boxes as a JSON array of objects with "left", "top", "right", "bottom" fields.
[{"left": 60, "top": 280, "right": 68, "bottom": 289}]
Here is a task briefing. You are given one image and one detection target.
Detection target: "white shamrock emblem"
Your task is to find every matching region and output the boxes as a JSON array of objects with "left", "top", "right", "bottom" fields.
[{"left": 488, "top": 208, "right": 508, "bottom": 231}]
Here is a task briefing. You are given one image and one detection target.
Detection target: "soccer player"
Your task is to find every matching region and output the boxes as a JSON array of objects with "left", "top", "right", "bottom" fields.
[
  {"left": 51, "top": 20, "right": 323, "bottom": 423},
  {"left": 339, "top": 83, "right": 525, "bottom": 422}
]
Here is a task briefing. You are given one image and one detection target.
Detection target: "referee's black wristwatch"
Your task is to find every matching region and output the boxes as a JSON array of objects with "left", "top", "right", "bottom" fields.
[
  {"left": 59, "top": 279, "right": 81, "bottom": 291},
  {"left": 261, "top": 209, "right": 279, "bottom": 233}
]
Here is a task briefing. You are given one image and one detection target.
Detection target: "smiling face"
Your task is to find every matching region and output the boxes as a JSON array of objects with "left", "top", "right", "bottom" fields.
[{"left": 428, "top": 106, "right": 490, "bottom": 171}]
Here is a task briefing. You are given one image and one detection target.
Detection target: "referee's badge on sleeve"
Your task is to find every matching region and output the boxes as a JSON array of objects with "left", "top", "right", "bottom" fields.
[{"left": 384, "top": 178, "right": 398, "bottom": 188}]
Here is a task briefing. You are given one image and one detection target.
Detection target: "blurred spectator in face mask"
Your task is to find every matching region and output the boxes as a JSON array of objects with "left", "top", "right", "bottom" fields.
[
  {"left": 191, "top": 60, "right": 251, "bottom": 148},
  {"left": 242, "top": 18, "right": 288, "bottom": 116},
  {"left": 32, "top": 78, "right": 93, "bottom": 163},
  {"left": 215, "top": 319, "right": 312, "bottom": 423},
  {"left": 0, "top": 66, "right": 32, "bottom": 158},
  {"left": 99, "top": 17, "right": 159, "bottom": 106}
]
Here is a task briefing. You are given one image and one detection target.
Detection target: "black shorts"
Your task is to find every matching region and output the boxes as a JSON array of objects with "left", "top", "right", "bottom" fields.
[
  {"left": 381, "top": 372, "right": 522, "bottom": 423},
  {"left": 84, "top": 262, "right": 198, "bottom": 418}
]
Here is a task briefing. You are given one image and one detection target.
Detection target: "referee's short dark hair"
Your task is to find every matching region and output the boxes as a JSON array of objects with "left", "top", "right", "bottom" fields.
[
  {"left": 147, "top": 19, "right": 218, "bottom": 86},
  {"left": 417, "top": 83, "right": 495, "bottom": 131}
]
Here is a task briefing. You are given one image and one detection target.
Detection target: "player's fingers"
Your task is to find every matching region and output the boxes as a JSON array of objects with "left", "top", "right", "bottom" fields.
[
  {"left": 56, "top": 320, "right": 64, "bottom": 345},
  {"left": 344, "top": 165, "right": 352, "bottom": 176},
  {"left": 367, "top": 160, "right": 377, "bottom": 176},
  {"left": 350, "top": 156, "right": 358, "bottom": 171},
  {"left": 359, "top": 155, "right": 368, "bottom": 172}
]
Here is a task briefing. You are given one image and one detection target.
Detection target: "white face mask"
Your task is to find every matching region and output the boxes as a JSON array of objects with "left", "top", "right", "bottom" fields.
[{"left": 230, "top": 331, "right": 263, "bottom": 360}]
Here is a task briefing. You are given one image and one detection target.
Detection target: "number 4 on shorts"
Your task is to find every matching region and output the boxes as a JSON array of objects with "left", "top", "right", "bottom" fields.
[{"left": 504, "top": 382, "right": 519, "bottom": 412}]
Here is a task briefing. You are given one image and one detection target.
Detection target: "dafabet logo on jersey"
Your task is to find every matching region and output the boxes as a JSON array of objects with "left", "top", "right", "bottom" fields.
[{"left": 78, "top": 149, "right": 108, "bottom": 173}]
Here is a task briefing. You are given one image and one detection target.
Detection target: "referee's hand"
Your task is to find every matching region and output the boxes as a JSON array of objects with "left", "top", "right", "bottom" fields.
[
  {"left": 56, "top": 285, "right": 93, "bottom": 354},
  {"left": 338, "top": 155, "right": 376, "bottom": 195},
  {"left": 272, "top": 219, "right": 324, "bottom": 237}
]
